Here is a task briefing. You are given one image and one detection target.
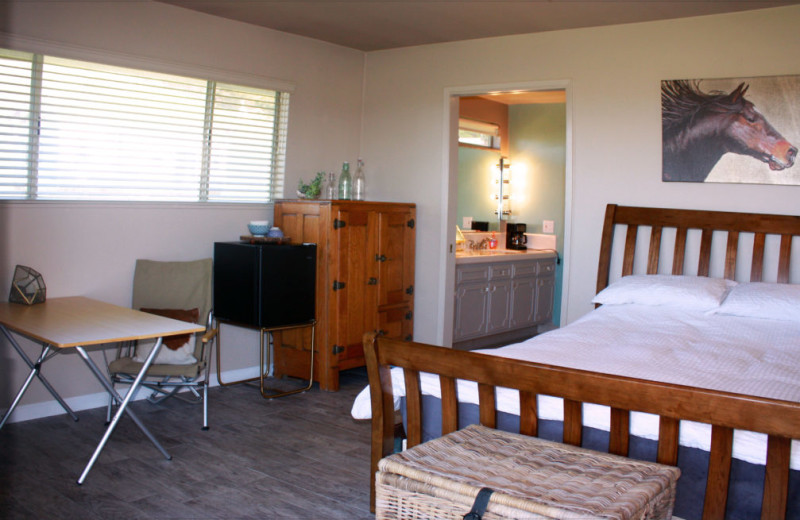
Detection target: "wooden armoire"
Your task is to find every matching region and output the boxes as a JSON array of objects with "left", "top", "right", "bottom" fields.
[{"left": 273, "top": 200, "right": 416, "bottom": 391}]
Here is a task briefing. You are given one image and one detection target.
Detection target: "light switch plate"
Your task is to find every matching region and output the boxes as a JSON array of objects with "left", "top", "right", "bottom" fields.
[{"left": 543, "top": 220, "right": 555, "bottom": 233}]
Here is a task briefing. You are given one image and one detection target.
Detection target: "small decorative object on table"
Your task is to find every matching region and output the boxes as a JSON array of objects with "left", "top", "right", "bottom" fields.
[
  {"left": 297, "top": 172, "right": 324, "bottom": 199},
  {"left": 9, "top": 265, "right": 46, "bottom": 305},
  {"left": 248, "top": 220, "right": 270, "bottom": 236},
  {"left": 267, "top": 227, "right": 284, "bottom": 238}
]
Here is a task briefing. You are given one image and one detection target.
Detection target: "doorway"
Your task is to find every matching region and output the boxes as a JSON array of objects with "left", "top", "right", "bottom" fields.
[{"left": 441, "top": 82, "right": 572, "bottom": 347}]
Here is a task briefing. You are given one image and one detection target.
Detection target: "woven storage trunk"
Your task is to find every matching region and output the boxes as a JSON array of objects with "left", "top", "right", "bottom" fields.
[{"left": 376, "top": 424, "right": 680, "bottom": 520}]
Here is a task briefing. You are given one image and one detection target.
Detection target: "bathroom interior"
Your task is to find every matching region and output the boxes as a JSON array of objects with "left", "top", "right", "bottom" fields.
[{"left": 456, "top": 91, "right": 566, "bottom": 326}]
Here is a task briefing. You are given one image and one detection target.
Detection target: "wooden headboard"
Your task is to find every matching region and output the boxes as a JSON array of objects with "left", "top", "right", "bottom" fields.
[{"left": 597, "top": 204, "right": 800, "bottom": 294}]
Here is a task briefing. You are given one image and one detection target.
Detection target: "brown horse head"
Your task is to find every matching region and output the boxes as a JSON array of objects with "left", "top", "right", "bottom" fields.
[{"left": 662, "top": 80, "right": 797, "bottom": 182}]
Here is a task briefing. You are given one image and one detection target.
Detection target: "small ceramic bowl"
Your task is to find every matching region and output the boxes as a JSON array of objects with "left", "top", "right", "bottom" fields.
[
  {"left": 248, "top": 220, "right": 270, "bottom": 236},
  {"left": 266, "top": 227, "right": 284, "bottom": 238}
]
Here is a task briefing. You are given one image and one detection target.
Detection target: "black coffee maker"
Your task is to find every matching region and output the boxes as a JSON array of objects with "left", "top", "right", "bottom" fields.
[{"left": 506, "top": 223, "right": 528, "bottom": 250}]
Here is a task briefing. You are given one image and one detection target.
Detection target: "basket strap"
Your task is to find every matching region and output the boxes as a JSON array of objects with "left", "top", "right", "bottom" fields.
[{"left": 463, "top": 487, "right": 495, "bottom": 520}]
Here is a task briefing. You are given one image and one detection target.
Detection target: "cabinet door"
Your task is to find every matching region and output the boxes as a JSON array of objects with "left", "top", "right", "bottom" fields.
[
  {"left": 453, "top": 283, "right": 488, "bottom": 341},
  {"left": 377, "top": 305, "right": 413, "bottom": 343},
  {"left": 509, "top": 277, "right": 537, "bottom": 328},
  {"left": 535, "top": 275, "right": 556, "bottom": 323},
  {"left": 376, "top": 209, "right": 415, "bottom": 307},
  {"left": 330, "top": 207, "right": 377, "bottom": 365},
  {"left": 486, "top": 280, "right": 511, "bottom": 335}
]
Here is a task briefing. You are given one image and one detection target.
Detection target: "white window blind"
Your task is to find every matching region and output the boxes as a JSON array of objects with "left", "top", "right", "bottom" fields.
[{"left": 0, "top": 48, "right": 289, "bottom": 202}]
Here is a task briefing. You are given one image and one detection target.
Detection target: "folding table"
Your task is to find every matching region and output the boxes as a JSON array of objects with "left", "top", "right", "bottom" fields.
[{"left": 0, "top": 296, "right": 204, "bottom": 484}]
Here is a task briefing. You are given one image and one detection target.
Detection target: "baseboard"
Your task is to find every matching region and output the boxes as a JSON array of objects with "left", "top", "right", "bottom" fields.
[{"left": 2, "top": 365, "right": 262, "bottom": 425}]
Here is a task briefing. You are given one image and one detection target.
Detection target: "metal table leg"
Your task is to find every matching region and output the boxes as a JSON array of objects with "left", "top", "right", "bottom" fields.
[
  {"left": 0, "top": 326, "right": 78, "bottom": 430},
  {"left": 74, "top": 339, "right": 171, "bottom": 485},
  {"left": 259, "top": 321, "right": 315, "bottom": 399}
]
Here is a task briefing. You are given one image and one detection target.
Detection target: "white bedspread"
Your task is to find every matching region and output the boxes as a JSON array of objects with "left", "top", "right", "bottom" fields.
[{"left": 351, "top": 304, "right": 800, "bottom": 469}]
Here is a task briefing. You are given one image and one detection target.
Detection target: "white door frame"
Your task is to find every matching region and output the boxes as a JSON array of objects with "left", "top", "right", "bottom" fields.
[{"left": 439, "top": 80, "right": 573, "bottom": 346}]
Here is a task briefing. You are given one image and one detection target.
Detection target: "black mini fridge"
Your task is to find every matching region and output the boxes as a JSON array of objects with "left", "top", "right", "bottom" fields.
[{"left": 213, "top": 242, "right": 316, "bottom": 329}]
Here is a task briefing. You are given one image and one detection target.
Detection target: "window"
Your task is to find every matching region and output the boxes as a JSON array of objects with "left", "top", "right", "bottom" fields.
[
  {"left": 458, "top": 118, "right": 500, "bottom": 149},
  {"left": 0, "top": 48, "right": 289, "bottom": 203}
]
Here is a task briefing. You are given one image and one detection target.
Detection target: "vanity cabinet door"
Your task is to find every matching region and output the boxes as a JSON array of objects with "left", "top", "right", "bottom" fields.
[
  {"left": 509, "top": 277, "right": 537, "bottom": 328},
  {"left": 535, "top": 274, "right": 556, "bottom": 323},
  {"left": 454, "top": 282, "right": 489, "bottom": 341},
  {"left": 485, "top": 279, "right": 511, "bottom": 334}
]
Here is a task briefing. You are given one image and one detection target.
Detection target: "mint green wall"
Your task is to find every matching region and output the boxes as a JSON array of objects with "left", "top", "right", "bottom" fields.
[
  {"left": 457, "top": 146, "right": 502, "bottom": 230},
  {"left": 509, "top": 103, "right": 566, "bottom": 326}
]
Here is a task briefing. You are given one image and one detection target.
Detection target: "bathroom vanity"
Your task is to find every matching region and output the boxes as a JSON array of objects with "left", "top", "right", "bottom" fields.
[{"left": 453, "top": 250, "right": 556, "bottom": 350}]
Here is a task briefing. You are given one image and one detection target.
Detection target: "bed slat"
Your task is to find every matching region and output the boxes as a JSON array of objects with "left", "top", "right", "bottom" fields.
[
  {"left": 404, "top": 369, "right": 423, "bottom": 447},
  {"left": 440, "top": 375, "right": 458, "bottom": 435},
  {"left": 703, "top": 425, "right": 734, "bottom": 520},
  {"left": 622, "top": 225, "right": 638, "bottom": 276},
  {"left": 657, "top": 416, "right": 680, "bottom": 466},
  {"left": 647, "top": 226, "right": 663, "bottom": 274},
  {"left": 519, "top": 390, "right": 538, "bottom": 437},
  {"left": 609, "top": 407, "right": 630, "bottom": 456},
  {"left": 778, "top": 234, "right": 793, "bottom": 283},
  {"left": 724, "top": 231, "right": 739, "bottom": 280},
  {"left": 563, "top": 398, "right": 582, "bottom": 446},
  {"left": 673, "top": 227, "right": 688, "bottom": 275},
  {"left": 478, "top": 383, "right": 496, "bottom": 429},
  {"left": 762, "top": 435, "right": 791, "bottom": 519},
  {"left": 751, "top": 232, "right": 766, "bottom": 282},
  {"left": 698, "top": 228, "right": 713, "bottom": 276}
]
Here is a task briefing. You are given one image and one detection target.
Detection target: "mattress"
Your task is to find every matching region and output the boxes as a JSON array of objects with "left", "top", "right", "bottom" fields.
[{"left": 352, "top": 303, "right": 800, "bottom": 470}]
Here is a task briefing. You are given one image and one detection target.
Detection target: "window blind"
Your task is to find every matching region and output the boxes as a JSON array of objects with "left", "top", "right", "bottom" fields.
[{"left": 0, "top": 48, "right": 288, "bottom": 203}]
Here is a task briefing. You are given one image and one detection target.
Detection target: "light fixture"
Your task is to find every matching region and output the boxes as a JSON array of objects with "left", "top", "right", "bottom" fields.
[{"left": 494, "top": 157, "right": 511, "bottom": 219}]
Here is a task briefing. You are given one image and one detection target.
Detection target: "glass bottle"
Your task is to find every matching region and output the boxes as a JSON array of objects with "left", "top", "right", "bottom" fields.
[
  {"left": 326, "top": 171, "right": 337, "bottom": 199},
  {"left": 338, "top": 161, "right": 352, "bottom": 200},
  {"left": 353, "top": 158, "right": 366, "bottom": 201}
]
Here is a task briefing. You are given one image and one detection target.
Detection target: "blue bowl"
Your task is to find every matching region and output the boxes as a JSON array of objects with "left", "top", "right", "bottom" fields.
[{"left": 248, "top": 221, "right": 270, "bottom": 236}]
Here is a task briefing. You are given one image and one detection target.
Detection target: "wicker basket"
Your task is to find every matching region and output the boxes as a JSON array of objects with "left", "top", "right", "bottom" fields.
[{"left": 376, "top": 424, "right": 680, "bottom": 520}]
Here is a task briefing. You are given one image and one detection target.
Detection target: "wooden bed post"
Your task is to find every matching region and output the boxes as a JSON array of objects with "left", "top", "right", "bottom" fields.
[{"left": 363, "top": 331, "right": 395, "bottom": 512}]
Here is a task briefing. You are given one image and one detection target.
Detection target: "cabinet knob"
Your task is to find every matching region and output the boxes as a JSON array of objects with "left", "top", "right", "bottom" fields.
[
  {"left": 367, "top": 277, "right": 378, "bottom": 285},
  {"left": 375, "top": 254, "right": 387, "bottom": 262}
]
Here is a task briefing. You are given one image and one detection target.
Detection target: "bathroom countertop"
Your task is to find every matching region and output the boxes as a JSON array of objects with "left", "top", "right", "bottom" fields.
[{"left": 455, "top": 248, "right": 557, "bottom": 265}]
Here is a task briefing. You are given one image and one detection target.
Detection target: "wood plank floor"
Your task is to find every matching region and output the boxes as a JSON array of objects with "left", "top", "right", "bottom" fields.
[{"left": 0, "top": 368, "right": 373, "bottom": 519}]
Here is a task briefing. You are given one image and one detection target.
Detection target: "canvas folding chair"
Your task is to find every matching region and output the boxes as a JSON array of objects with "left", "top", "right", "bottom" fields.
[{"left": 107, "top": 258, "right": 217, "bottom": 430}]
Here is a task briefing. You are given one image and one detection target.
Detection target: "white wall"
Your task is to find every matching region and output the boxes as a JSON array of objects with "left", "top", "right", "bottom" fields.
[
  {"left": 0, "top": 1, "right": 365, "bottom": 418},
  {"left": 361, "top": 6, "right": 800, "bottom": 345}
]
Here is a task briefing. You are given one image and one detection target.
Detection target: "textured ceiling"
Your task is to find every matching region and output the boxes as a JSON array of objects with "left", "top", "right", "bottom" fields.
[{"left": 154, "top": 1, "right": 800, "bottom": 51}]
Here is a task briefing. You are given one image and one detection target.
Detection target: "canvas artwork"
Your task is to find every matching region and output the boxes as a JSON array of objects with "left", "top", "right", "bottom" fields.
[{"left": 661, "top": 75, "right": 799, "bottom": 184}]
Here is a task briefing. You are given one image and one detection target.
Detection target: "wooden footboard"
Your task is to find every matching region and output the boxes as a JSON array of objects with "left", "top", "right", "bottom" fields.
[{"left": 364, "top": 332, "right": 800, "bottom": 519}]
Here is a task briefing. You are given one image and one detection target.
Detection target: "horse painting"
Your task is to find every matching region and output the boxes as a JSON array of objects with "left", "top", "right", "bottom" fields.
[{"left": 662, "top": 79, "right": 797, "bottom": 182}]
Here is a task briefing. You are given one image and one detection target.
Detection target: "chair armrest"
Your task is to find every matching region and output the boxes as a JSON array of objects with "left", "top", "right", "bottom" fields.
[{"left": 201, "top": 327, "right": 219, "bottom": 344}]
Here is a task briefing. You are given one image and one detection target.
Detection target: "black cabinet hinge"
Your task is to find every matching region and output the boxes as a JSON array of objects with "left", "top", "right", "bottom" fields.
[
  {"left": 333, "top": 280, "right": 346, "bottom": 291},
  {"left": 332, "top": 345, "right": 345, "bottom": 354},
  {"left": 405, "top": 310, "right": 413, "bottom": 320},
  {"left": 406, "top": 285, "right": 414, "bottom": 295},
  {"left": 333, "top": 219, "right": 346, "bottom": 230},
  {"left": 367, "top": 277, "right": 378, "bottom": 285},
  {"left": 407, "top": 218, "right": 415, "bottom": 229},
  {"left": 405, "top": 334, "right": 413, "bottom": 341}
]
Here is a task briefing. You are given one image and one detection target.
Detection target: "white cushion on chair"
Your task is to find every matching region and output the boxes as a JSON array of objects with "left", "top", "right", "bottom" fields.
[{"left": 134, "top": 334, "right": 197, "bottom": 365}]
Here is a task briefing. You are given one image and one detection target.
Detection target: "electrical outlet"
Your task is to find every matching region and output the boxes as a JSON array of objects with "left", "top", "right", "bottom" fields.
[{"left": 543, "top": 220, "right": 555, "bottom": 233}]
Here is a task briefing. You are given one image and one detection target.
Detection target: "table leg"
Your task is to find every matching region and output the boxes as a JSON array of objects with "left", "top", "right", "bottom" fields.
[
  {"left": 0, "top": 326, "right": 79, "bottom": 430},
  {"left": 74, "top": 339, "right": 171, "bottom": 485}
]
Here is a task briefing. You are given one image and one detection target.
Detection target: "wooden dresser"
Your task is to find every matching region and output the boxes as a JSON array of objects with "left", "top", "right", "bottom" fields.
[{"left": 273, "top": 199, "right": 416, "bottom": 391}]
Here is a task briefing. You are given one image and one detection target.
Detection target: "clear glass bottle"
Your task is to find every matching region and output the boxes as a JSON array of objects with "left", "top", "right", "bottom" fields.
[
  {"left": 353, "top": 158, "right": 366, "bottom": 201},
  {"left": 326, "top": 171, "right": 337, "bottom": 199},
  {"left": 338, "top": 161, "right": 352, "bottom": 200}
]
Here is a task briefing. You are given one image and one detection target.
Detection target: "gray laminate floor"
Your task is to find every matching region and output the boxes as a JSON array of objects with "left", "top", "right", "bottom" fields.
[{"left": 0, "top": 368, "right": 373, "bottom": 519}]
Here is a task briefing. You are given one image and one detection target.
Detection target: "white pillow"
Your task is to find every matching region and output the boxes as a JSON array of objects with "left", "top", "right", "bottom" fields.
[
  {"left": 592, "top": 274, "right": 735, "bottom": 310},
  {"left": 713, "top": 282, "right": 800, "bottom": 321},
  {"left": 134, "top": 334, "right": 197, "bottom": 365}
]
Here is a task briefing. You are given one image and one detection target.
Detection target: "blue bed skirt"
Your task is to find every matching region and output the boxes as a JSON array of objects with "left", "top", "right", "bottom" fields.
[{"left": 403, "top": 396, "right": 800, "bottom": 520}]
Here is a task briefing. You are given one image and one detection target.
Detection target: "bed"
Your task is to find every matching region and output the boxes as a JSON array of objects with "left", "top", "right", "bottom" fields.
[{"left": 358, "top": 204, "right": 800, "bottom": 519}]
